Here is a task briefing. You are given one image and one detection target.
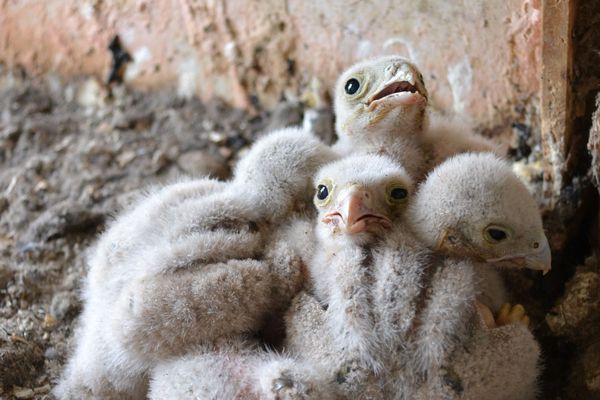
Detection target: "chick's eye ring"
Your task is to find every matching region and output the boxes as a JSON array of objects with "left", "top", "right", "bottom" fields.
[
  {"left": 316, "top": 184, "right": 329, "bottom": 200},
  {"left": 314, "top": 178, "right": 334, "bottom": 206},
  {"left": 345, "top": 78, "right": 361, "bottom": 95},
  {"left": 390, "top": 187, "right": 408, "bottom": 200},
  {"left": 386, "top": 183, "right": 409, "bottom": 205},
  {"left": 483, "top": 225, "right": 512, "bottom": 244}
]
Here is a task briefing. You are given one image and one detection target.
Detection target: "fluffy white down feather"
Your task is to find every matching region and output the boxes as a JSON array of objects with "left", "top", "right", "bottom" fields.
[{"left": 55, "top": 128, "right": 337, "bottom": 400}]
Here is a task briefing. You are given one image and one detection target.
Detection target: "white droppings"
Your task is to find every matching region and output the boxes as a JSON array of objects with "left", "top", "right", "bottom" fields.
[
  {"left": 79, "top": 3, "right": 95, "bottom": 20},
  {"left": 223, "top": 41, "right": 238, "bottom": 63},
  {"left": 447, "top": 57, "right": 473, "bottom": 114},
  {"left": 546, "top": 136, "right": 565, "bottom": 203},
  {"left": 177, "top": 56, "right": 200, "bottom": 98},
  {"left": 76, "top": 78, "right": 105, "bottom": 108},
  {"left": 120, "top": 28, "right": 136, "bottom": 46},
  {"left": 124, "top": 47, "right": 152, "bottom": 81}
]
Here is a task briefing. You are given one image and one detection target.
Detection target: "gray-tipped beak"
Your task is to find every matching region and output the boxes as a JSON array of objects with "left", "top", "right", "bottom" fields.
[
  {"left": 485, "top": 236, "right": 552, "bottom": 274},
  {"left": 525, "top": 237, "right": 552, "bottom": 275}
]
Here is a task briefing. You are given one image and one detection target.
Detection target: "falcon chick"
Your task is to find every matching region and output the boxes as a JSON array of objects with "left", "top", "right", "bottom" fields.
[
  {"left": 409, "top": 152, "right": 551, "bottom": 313},
  {"left": 404, "top": 152, "right": 546, "bottom": 399},
  {"left": 306, "top": 154, "right": 478, "bottom": 398},
  {"left": 55, "top": 128, "right": 336, "bottom": 400},
  {"left": 332, "top": 55, "right": 429, "bottom": 180},
  {"left": 151, "top": 154, "right": 417, "bottom": 400},
  {"left": 332, "top": 56, "right": 500, "bottom": 180},
  {"left": 309, "top": 153, "right": 415, "bottom": 370}
]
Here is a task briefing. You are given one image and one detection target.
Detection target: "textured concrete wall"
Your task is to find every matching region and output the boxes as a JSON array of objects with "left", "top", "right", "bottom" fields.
[{"left": 0, "top": 0, "right": 541, "bottom": 130}]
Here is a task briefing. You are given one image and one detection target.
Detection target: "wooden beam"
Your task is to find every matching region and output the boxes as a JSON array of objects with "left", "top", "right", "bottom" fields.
[{"left": 541, "top": 0, "right": 575, "bottom": 205}]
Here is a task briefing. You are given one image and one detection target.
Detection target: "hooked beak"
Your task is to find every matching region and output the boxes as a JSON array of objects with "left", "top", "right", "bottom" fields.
[
  {"left": 486, "top": 236, "right": 552, "bottom": 275},
  {"left": 524, "top": 237, "right": 552, "bottom": 275},
  {"left": 366, "top": 66, "right": 427, "bottom": 110},
  {"left": 322, "top": 185, "right": 391, "bottom": 235}
]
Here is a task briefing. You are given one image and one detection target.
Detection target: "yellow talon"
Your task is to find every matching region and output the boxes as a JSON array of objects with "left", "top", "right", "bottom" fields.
[
  {"left": 476, "top": 301, "right": 496, "bottom": 329},
  {"left": 509, "top": 304, "right": 525, "bottom": 321},
  {"left": 495, "top": 303, "right": 531, "bottom": 328},
  {"left": 496, "top": 303, "right": 511, "bottom": 326}
]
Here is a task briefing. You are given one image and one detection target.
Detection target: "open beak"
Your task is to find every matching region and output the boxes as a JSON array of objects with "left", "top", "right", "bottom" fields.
[
  {"left": 323, "top": 185, "right": 391, "bottom": 234},
  {"left": 366, "top": 66, "right": 427, "bottom": 110},
  {"left": 366, "top": 80, "right": 425, "bottom": 110}
]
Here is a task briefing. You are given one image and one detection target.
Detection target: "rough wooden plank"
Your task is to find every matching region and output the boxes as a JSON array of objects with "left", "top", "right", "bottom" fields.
[{"left": 540, "top": 0, "right": 575, "bottom": 204}]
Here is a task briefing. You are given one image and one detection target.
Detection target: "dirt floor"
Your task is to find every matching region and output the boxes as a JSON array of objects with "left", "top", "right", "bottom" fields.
[{"left": 0, "top": 74, "right": 598, "bottom": 399}]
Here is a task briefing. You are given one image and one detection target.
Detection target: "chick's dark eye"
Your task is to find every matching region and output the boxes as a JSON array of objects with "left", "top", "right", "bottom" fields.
[
  {"left": 345, "top": 78, "right": 360, "bottom": 95},
  {"left": 316, "top": 184, "right": 329, "bottom": 200},
  {"left": 390, "top": 187, "right": 408, "bottom": 200},
  {"left": 487, "top": 228, "right": 507, "bottom": 241}
]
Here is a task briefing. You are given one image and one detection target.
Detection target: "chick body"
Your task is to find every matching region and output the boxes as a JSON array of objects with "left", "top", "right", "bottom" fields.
[
  {"left": 55, "top": 128, "right": 336, "bottom": 399},
  {"left": 409, "top": 152, "right": 551, "bottom": 312},
  {"left": 403, "top": 152, "right": 547, "bottom": 399},
  {"left": 299, "top": 154, "right": 478, "bottom": 399}
]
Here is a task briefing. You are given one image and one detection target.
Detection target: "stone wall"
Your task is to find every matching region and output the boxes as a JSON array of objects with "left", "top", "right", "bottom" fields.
[{"left": 0, "top": 0, "right": 541, "bottom": 131}]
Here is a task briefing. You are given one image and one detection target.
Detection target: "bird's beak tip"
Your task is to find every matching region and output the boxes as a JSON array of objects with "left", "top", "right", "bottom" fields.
[{"left": 524, "top": 240, "right": 552, "bottom": 273}]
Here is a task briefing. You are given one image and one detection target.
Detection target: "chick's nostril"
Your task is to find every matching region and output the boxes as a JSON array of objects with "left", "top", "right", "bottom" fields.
[
  {"left": 386, "top": 63, "right": 401, "bottom": 77},
  {"left": 533, "top": 242, "right": 539, "bottom": 249}
]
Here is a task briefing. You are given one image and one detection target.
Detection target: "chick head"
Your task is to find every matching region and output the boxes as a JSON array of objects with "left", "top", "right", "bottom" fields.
[
  {"left": 334, "top": 55, "right": 428, "bottom": 140},
  {"left": 313, "top": 154, "right": 413, "bottom": 245},
  {"left": 410, "top": 153, "right": 551, "bottom": 273}
]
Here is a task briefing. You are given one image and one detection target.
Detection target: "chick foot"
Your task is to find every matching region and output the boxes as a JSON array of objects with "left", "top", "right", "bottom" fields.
[
  {"left": 271, "top": 373, "right": 310, "bottom": 400},
  {"left": 334, "top": 359, "right": 382, "bottom": 399},
  {"left": 257, "top": 359, "right": 334, "bottom": 400},
  {"left": 475, "top": 301, "right": 496, "bottom": 329},
  {"left": 495, "top": 303, "right": 530, "bottom": 328}
]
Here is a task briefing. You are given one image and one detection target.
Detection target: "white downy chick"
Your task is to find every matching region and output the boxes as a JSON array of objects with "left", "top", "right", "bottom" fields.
[
  {"left": 307, "top": 154, "right": 478, "bottom": 398},
  {"left": 332, "top": 55, "right": 429, "bottom": 180},
  {"left": 333, "top": 56, "right": 501, "bottom": 180},
  {"left": 405, "top": 152, "right": 546, "bottom": 399},
  {"left": 310, "top": 153, "right": 415, "bottom": 374},
  {"left": 409, "top": 152, "right": 551, "bottom": 313},
  {"left": 55, "top": 128, "right": 336, "bottom": 400}
]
